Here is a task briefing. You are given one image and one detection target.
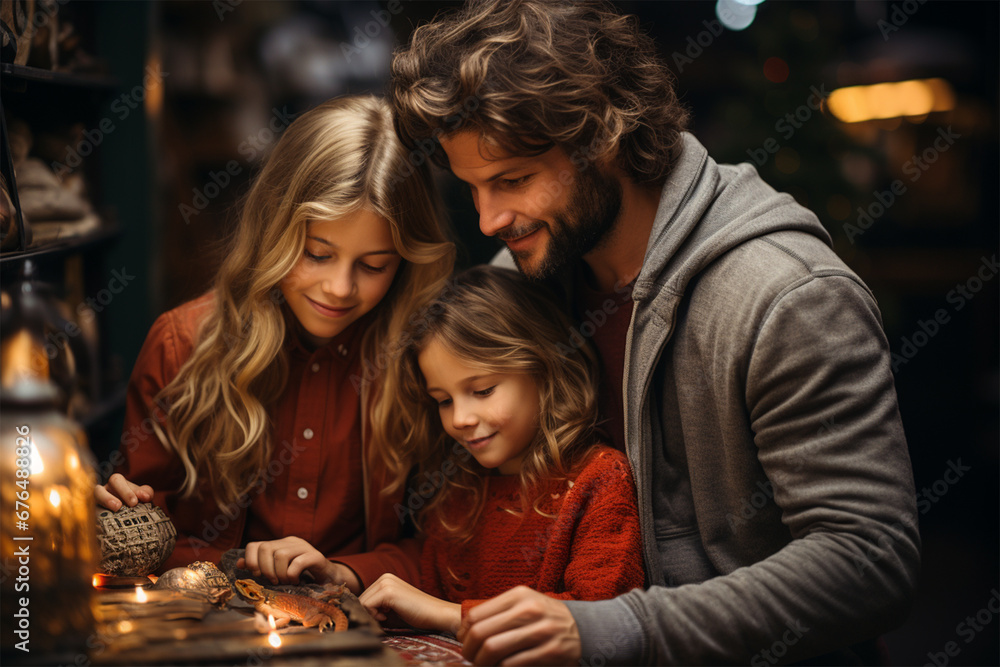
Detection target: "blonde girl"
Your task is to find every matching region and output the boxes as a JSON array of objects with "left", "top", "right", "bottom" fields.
[
  {"left": 95, "top": 95, "right": 454, "bottom": 593},
  {"left": 360, "top": 266, "right": 644, "bottom": 634}
]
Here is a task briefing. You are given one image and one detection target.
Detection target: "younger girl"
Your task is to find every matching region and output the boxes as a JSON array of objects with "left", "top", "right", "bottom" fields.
[
  {"left": 360, "top": 266, "right": 644, "bottom": 634},
  {"left": 94, "top": 95, "right": 454, "bottom": 592}
]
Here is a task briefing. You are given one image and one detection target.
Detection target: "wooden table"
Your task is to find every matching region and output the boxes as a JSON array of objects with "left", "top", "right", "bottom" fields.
[{"left": 84, "top": 582, "right": 406, "bottom": 666}]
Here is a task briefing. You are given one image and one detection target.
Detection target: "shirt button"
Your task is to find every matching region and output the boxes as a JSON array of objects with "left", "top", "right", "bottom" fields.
[
  {"left": 297, "top": 487, "right": 308, "bottom": 500},
  {"left": 311, "top": 363, "right": 320, "bottom": 373},
  {"left": 303, "top": 428, "right": 314, "bottom": 440}
]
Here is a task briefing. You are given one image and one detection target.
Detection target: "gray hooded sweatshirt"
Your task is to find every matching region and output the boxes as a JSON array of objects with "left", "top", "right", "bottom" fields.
[{"left": 500, "top": 133, "right": 921, "bottom": 665}]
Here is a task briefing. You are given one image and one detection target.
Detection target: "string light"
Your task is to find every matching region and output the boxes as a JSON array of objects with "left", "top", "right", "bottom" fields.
[{"left": 827, "top": 78, "right": 955, "bottom": 123}]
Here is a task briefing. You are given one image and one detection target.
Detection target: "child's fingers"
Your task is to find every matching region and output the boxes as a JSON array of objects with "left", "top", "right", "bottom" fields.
[
  {"left": 106, "top": 473, "right": 139, "bottom": 506},
  {"left": 94, "top": 485, "right": 123, "bottom": 511},
  {"left": 286, "top": 552, "right": 322, "bottom": 583},
  {"left": 253, "top": 543, "right": 280, "bottom": 584},
  {"left": 243, "top": 542, "right": 264, "bottom": 577}
]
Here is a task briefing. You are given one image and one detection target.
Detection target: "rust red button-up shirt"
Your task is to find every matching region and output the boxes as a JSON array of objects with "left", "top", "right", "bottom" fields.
[{"left": 116, "top": 293, "right": 419, "bottom": 585}]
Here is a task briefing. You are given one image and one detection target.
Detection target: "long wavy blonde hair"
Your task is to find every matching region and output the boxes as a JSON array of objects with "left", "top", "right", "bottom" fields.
[
  {"left": 152, "top": 95, "right": 454, "bottom": 506},
  {"left": 390, "top": 0, "right": 689, "bottom": 186},
  {"left": 377, "top": 266, "right": 601, "bottom": 541}
]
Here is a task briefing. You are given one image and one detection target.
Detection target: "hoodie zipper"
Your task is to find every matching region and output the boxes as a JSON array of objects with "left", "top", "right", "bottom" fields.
[{"left": 623, "top": 295, "right": 678, "bottom": 587}]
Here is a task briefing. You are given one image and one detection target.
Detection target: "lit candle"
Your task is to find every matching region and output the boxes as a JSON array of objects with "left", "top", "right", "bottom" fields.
[
  {"left": 267, "top": 614, "right": 281, "bottom": 649},
  {"left": 135, "top": 585, "right": 147, "bottom": 603}
]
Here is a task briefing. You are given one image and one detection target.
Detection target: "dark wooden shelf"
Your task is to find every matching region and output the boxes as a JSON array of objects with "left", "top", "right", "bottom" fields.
[
  {"left": 0, "top": 224, "right": 123, "bottom": 269},
  {"left": 1, "top": 62, "right": 117, "bottom": 90}
]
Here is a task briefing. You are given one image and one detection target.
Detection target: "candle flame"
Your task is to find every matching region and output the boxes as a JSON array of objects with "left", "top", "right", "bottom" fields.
[
  {"left": 135, "top": 585, "right": 147, "bottom": 603},
  {"left": 267, "top": 614, "right": 281, "bottom": 648},
  {"left": 92, "top": 575, "right": 101, "bottom": 588},
  {"left": 48, "top": 488, "right": 61, "bottom": 508},
  {"left": 29, "top": 442, "right": 44, "bottom": 475}
]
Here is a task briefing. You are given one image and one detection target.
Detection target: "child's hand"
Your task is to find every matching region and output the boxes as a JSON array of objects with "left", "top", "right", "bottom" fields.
[
  {"left": 359, "top": 573, "right": 461, "bottom": 635},
  {"left": 94, "top": 473, "right": 154, "bottom": 511},
  {"left": 238, "top": 537, "right": 361, "bottom": 593}
]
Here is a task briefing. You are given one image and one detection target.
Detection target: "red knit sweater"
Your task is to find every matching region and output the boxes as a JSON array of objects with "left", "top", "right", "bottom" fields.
[{"left": 419, "top": 446, "right": 645, "bottom": 617}]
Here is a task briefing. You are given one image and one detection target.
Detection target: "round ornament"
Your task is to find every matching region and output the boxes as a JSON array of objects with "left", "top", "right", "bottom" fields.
[{"left": 95, "top": 502, "right": 177, "bottom": 576}]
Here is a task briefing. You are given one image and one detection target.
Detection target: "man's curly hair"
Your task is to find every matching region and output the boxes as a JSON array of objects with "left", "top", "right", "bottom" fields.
[{"left": 390, "top": 0, "right": 689, "bottom": 186}]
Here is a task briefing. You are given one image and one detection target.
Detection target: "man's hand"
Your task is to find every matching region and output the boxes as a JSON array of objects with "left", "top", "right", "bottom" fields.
[
  {"left": 238, "top": 537, "right": 362, "bottom": 593},
  {"left": 94, "top": 473, "right": 154, "bottom": 511},
  {"left": 359, "top": 573, "right": 461, "bottom": 635},
  {"left": 458, "top": 586, "right": 581, "bottom": 666}
]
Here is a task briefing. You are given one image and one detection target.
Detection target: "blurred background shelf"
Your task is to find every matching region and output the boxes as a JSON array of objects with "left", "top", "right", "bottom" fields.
[
  {"left": 0, "top": 223, "right": 122, "bottom": 268},
  {"left": 0, "top": 62, "right": 117, "bottom": 90},
  {"left": 1, "top": 0, "right": 155, "bottom": 468}
]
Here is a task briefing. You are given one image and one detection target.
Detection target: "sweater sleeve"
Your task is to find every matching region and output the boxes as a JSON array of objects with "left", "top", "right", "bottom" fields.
[
  {"left": 333, "top": 537, "right": 422, "bottom": 589},
  {"left": 569, "top": 275, "right": 920, "bottom": 665},
  {"left": 460, "top": 450, "right": 645, "bottom": 619},
  {"left": 115, "top": 308, "right": 223, "bottom": 571},
  {"left": 560, "top": 449, "right": 646, "bottom": 601}
]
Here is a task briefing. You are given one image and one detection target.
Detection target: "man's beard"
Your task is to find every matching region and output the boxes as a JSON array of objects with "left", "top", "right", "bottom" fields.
[{"left": 509, "top": 165, "right": 623, "bottom": 281}]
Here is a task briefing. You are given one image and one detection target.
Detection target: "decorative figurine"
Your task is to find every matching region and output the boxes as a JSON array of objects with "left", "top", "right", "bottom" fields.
[{"left": 96, "top": 502, "right": 177, "bottom": 576}]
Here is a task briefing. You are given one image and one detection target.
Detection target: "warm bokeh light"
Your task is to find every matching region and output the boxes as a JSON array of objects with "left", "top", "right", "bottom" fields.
[
  {"left": 775, "top": 147, "right": 800, "bottom": 174},
  {"left": 763, "top": 57, "right": 789, "bottom": 83},
  {"left": 135, "top": 586, "right": 148, "bottom": 603},
  {"left": 826, "top": 195, "right": 852, "bottom": 221},
  {"left": 29, "top": 440, "right": 44, "bottom": 475},
  {"left": 267, "top": 615, "right": 282, "bottom": 649},
  {"left": 827, "top": 78, "right": 956, "bottom": 123},
  {"left": 145, "top": 53, "right": 165, "bottom": 119},
  {"left": 48, "top": 488, "right": 61, "bottom": 508}
]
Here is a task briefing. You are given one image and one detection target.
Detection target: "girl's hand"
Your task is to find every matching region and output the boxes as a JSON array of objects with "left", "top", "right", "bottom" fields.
[
  {"left": 238, "top": 537, "right": 362, "bottom": 593},
  {"left": 359, "top": 573, "right": 461, "bottom": 635},
  {"left": 94, "top": 473, "right": 154, "bottom": 511}
]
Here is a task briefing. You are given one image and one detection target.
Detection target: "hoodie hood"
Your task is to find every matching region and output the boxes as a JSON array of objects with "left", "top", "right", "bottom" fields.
[{"left": 632, "top": 133, "right": 832, "bottom": 311}]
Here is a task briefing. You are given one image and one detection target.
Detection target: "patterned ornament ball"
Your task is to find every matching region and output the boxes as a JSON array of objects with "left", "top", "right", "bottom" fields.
[{"left": 96, "top": 502, "right": 177, "bottom": 576}]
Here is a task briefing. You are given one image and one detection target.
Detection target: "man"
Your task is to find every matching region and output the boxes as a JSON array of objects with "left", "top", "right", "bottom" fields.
[{"left": 390, "top": 1, "right": 920, "bottom": 664}]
